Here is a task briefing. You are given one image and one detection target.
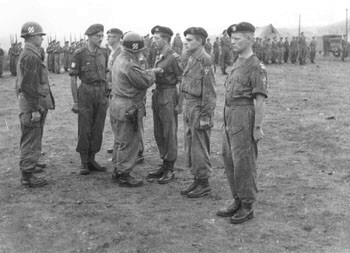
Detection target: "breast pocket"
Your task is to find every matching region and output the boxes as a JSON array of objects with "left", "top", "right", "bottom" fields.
[{"left": 82, "top": 64, "right": 96, "bottom": 80}]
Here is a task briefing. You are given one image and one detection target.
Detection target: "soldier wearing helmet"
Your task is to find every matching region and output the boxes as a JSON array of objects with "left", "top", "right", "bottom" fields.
[
  {"left": 179, "top": 27, "right": 217, "bottom": 198},
  {"left": 69, "top": 24, "right": 110, "bottom": 175},
  {"left": 110, "top": 31, "right": 161, "bottom": 187},
  {"left": 16, "top": 21, "right": 55, "bottom": 187}
]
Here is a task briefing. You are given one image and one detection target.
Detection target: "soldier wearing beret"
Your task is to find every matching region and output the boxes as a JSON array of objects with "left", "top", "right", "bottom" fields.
[
  {"left": 216, "top": 22, "right": 268, "bottom": 224},
  {"left": 62, "top": 41, "right": 70, "bottom": 72},
  {"left": 220, "top": 30, "right": 232, "bottom": 74},
  {"left": 106, "top": 27, "right": 123, "bottom": 163},
  {"left": 179, "top": 27, "right": 216, "bottom": 198},
  {"left": 69, "top": 24, "right": 109, "bottom": 175},
  {"left": 145, "top": 25, "right": 183, "bottom": 184}
]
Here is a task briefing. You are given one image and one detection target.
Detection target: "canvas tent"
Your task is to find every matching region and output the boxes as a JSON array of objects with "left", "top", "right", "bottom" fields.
[{"left": 255, "top": 24, "right": 281, "bottom": 39}]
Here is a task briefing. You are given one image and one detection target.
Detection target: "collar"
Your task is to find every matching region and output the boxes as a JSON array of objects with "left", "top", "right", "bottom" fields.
[
  {"left": 24, "top": 42, "right": 41, "bottom": 59},
  {"left": 191, "top": 47, "right": 205, "bottom": 61}
]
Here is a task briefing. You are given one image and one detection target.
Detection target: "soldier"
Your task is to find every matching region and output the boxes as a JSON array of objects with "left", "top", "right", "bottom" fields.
[
  {"left": 62, "top": 41, "right": 70, "bottom": 72},
  {"left": 341, "top": 35, "right": 348, "bottom": 61},
  {"left": 69, "top": 24, "right": 109, "bottom": 175},
  {"left": 8, "top": 43, "right": 14, "bottom": 75},
  {"left": 0, "top": 44, "right": 4, "bottom": 78},
  {"left": 39, "top": 47, "right": 45, "bottom": 61},
  {"left": 213, "top": 37, "right": 220, "bottom": 65},
  {"left": 145, "top": 26, "right": 183, "bottom": 184},
  {"left": 179, "top": 27, "right": 216, "bottom": 198},
  {"left": 217, "top": 22, "right": 268, "bottom": 224},
  {"left": 172, "top": 33, "right": 183, "bottom": 55},
  {"left": 110, "top": 32, "right": 159, "bottom": 187},
  {"left": 310, "top": 36, "right": 317, "bottom": 63},
  {"left": 204, "top": 38, "right": 212, "bottom": 55},
  {"left": 68, "top": 41, "right": 76, "bottom": 68},
  {"left": 53, "top": 41, "right": 62, "bottom": 73},
  {"left": 283, "top": 37, "right": 290, "bottom": 63},
  {"left": 220, "top": 30, "right": 232, "bottom": 74},
  {"left": 49, "top": 40, "right": 56, "bottom": 72},
  {"left": 12, "top": 42, "right": 22, "bottom": 76},
  {"left": 16, "top": 21, "right": 55, "bottom": 187},
  {"left": 263, "top": 37, "right": 271, "bottom": 64},
  {"left": 277, "top": 37, "right": 284, "bottom": 64},
  {"left": 46, "top": 41, "right": 52, "bottom": 72},
  {"left": 271, "top": 37, "right": 278, "bottom": 63},
  {"left": 298, "top": 32, "right": 308, "bottom": 65},
  {"left": 106, "top": 27, "right": 123, "bottom": 161}
]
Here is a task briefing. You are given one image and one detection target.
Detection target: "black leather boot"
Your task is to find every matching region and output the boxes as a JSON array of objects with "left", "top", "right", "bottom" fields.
[
  {"left": 21, "top": 171, "right": 48, "bottom": 187},
  {"left": 80, "top": 153, "right": 90, "bottom": 175},
  {"left": 180, "top": 177, "right": 199, "bottom": 196},
  {"left": 88, "top": 153, "right": 107, "bottom": 172},
  {"left": 147, "top": 163, "right": 165, "bottom": 179},
  {"left": 187, "top": 178, "right": 211, "bottom": 198},
  {"left": 158, "top": 161, "right": 175, "bottom": 184},
  {"left": 230, "top": 203, "right": 254, "bottom": 224},
  {"left": 217, "top": 198, "right": 241, "bottom": 217},
  {"left": 114, "top": 173, "right": 143, "bottom": 187}
]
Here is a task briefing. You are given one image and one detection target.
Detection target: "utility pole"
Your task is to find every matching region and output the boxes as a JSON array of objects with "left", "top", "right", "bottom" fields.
[{"left": 346, "top": 8, "right": 348, "bottom": 42}]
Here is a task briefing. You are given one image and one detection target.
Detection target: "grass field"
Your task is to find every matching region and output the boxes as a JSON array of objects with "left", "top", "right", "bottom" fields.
[{"left": 0, "top": 56, "right": 349, "bottom": 253}]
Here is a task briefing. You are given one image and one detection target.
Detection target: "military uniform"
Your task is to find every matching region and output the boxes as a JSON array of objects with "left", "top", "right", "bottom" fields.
[
  {"left": 180, "top": 27, "right": 216, "bottom": 197},
  {"left": 0, "top": 47, "right": 4, "bottom": 77},
  {"left": 110, "top": 39, "right": 155, "bottom": 183},
  {"left": 204, "top": 40, "right": 212, "bottom": 55},
  {"left": 172, "top": 34, "right": 183, "bottom": 55},
  {"left": 62, "top": 42, "right": 70, "bottom": 71},
  {"left": 298, "top": 34, "right": 308, "bottom": 65},
  {"left": 53, "top": 42, "right": 62, "bottom": 73},
  {"left": 220, "top": 32, "right": 232, "bottom": 73},
  {"left": 17, "top": 29, "right": 55, "bottom": 186},
  {"left": 213, "top": 38, "right": 220, "bottom": 64},
  {"left": 69, "top": 25, "right": 109, "bottom": 169},
  {"left": 283, "top": 38, "right": 290, "bottom": 63},
  {"left": 310, "top": 38, "right": 317, "bottom": 63}
]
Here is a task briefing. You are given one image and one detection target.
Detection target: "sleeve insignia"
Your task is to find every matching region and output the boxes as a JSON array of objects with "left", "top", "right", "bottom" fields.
[{"left": 71, "top": 62, "right": 76, "bottom": 68}]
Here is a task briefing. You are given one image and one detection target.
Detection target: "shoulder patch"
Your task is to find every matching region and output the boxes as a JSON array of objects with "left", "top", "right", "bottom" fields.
[
  {"left": 259, "top": 62, "right": 266, "bottom": 70},
  {"left": 172, "top": 52, "right": 179, "bottom": 58}
]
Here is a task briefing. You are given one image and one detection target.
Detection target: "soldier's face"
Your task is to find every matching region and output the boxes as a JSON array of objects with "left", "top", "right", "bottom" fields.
[
  {"left": 153, "top": 34, "right": 166, "bottom": 50},
  {"left": 90, "top": 32, "right": 104, "bottom": 47},
  {"left": 31, "top": 35, "right": 44, "bottom": 47},
  {"left": 231, "top": 33, "right": 251, "bottom": 53},
  {"left": 107, "top": 33, "right": 120, "bottom": 47},
  {"left": 184, "top": 34, "right": 201, "bottom": 54}
]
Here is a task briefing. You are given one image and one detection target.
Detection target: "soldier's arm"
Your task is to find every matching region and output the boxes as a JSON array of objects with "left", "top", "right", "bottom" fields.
[
  {"left": 172, "top": 53, "right": 184, "bottom": 114},
  {"left": 69, "top": 52, "right": 81, "bottom": 112},
  {"left": 126, "top": 62, "right": 156, "bottom": 89},
  {"left": 200, "top": 58, "right": 216, "bottom": 128},
  {"left": 20, "top": 56, "right": 41, "bottom": 111}
]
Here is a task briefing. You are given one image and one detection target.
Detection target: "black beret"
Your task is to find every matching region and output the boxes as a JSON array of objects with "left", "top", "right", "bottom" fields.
[
  {"left": 227, "top": 22, "right": 255, "bottom": 37},
  {"left": 85, "top": 24, "right": 104, "bottom": 35},
  {"left": 151, "top": 25, "right": 173, "bottom": 37},
  {"left": 183, "top": 27, "right": 208, "bottom": 39},
  {"left": 107, "top": 28, "right": 123, "bottom": 36}
]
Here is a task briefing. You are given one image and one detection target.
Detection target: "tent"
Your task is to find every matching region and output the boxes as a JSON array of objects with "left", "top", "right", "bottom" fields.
[{"left": 255, "top": 24, "right": 282, "bottom": 39}]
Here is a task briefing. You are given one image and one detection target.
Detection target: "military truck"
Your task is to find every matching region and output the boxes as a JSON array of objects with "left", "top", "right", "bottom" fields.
[{"left": 322, "top": 34, "right": 343, "bottom": 57}]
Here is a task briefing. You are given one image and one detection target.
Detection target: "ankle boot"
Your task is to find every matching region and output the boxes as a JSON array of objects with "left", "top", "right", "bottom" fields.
[
  {"left": 230, "top": 203, "right": 254, "bottom": 224},
  {"left": 147, "top": 161, "right": 166, "bottom": 179},
  {"left": 80, "top": 153, "right": 90, "bottom": 175},
  {"left": 158, "top": 161, "right": 175, "bottom": 184},
  {"left": 21, "top": 171, "right": 48, "bottom": 187},
  {"left": 88, "top": 153, "right": 107, "bottom": 172},
  {"left": 217, "top": 198, "right": 241, "bottom": 217},
  {"left": 187, "top": 178, "right": 211, "bottom": 198},
  {"left": 180, "top": 177, "right": 199, "bottom": 195}
]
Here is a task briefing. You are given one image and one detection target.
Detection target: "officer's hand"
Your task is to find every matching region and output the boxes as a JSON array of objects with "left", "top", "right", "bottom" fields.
[
  {"left": 199, "top": 119, "right": 210, "bottom": 130},
  {"left": 72, "top": 103, "right": 79, "bottom": 114},
  {"left": 253, "top": 127, "right": 264, "bottom": 142},
  {"left": 175, "top": 104, "right": 183, "bottom": 114},
  {"left": 31, "top": 111, "right": 41, "bottom": 122},
  {"left": 152, "top": 67, "right": 164, "bottom": 74}
]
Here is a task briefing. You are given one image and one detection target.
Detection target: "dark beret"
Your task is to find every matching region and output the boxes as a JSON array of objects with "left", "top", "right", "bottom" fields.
[
  {"left": 227, "top": 22, "right": 255, "bottom": 37},
  {"left": 183, "top": 27, "right": 208, "bottom": 39},
  {"left": 107, "top": 28, "right": 123, "bottom": 36},
  {"left": 151, "top": 26, "right": 173, "bottom": 37},
  {"left": 85, "top": 24, "right": 104, "bottom": 35}
]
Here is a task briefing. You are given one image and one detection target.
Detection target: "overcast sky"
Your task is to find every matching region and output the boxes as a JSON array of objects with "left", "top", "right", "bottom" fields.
[{"left": 0, "top": 0, "right": 349, "bottom": 48}]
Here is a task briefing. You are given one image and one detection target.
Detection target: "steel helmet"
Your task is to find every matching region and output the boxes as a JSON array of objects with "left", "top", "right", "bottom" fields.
[
  {"left": 21, "top": 22, "right": 46, "bottom": 38},
  {"left": 122, "top": 32, "right": 145, "bottom": 52}
]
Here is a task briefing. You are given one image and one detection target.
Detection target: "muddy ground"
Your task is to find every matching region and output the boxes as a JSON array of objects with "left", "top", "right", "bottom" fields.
[{"left": 0, "top": 57, "right": 349, "bottom": 253}]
